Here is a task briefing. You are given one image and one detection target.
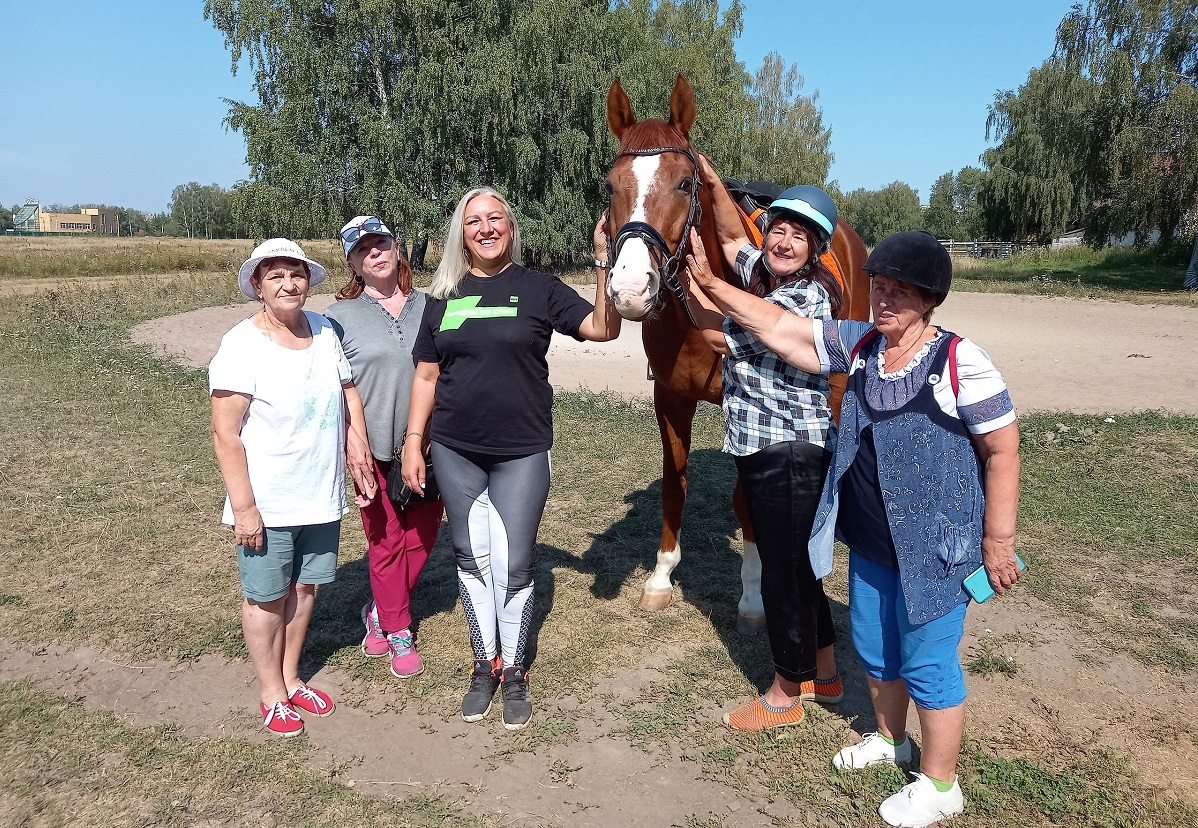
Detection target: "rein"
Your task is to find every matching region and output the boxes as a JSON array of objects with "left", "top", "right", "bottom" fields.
[{"left": 608, "top": 145, "right": 703, "bottom": 328}]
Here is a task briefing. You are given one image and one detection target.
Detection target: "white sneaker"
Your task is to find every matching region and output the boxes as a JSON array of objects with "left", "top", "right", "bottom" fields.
[
  {"left": 831, "top": 731, "right": 913, "bottom": 769},
  {"left": 878, "top": 773, "right": 964, "bottom": 828}
]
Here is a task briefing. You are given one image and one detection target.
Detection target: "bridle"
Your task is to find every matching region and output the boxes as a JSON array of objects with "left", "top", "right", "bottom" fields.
[{"left": 607, "top": 145, "right": 702, "bottom": 327}]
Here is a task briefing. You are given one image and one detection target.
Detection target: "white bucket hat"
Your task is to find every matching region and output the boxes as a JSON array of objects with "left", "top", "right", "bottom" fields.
[{"left": 237, "top": 238, "right": 328, "bottom": 299}]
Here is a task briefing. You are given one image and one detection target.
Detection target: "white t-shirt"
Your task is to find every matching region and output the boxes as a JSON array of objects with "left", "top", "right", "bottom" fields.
[{"left": 209, "top": 311, "right": 353, "bottom": 526}]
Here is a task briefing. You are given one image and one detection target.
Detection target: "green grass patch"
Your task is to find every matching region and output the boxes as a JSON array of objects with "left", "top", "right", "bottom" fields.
[
  {"left": 609, "top": 648, "right": 1196, "bottom": 827},
  {"left": 1018, "top": 412, "right": 1198, "bottom": 670},
  {"left": 965, "top": 635, "right": 1021, "bottom": 679},
  {"left": 951, "top": 243, "right": 1197, "bottom": 304},
  {"left": 0, "top": 679, "right": 485, "bottom": 826}
]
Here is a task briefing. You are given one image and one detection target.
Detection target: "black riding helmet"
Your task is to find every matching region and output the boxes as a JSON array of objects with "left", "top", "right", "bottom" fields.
[{"left": 863, "top": 230, "right": 951, "bottom": 305}]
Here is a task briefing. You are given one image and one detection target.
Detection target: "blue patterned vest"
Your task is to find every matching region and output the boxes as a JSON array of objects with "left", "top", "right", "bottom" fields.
[{"left": 808, "top": 330, "right": 983, "bottom": 624}]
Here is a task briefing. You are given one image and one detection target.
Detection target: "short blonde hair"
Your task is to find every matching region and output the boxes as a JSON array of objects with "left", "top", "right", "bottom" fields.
[{"left": 430, "top": 187, "right": 523, "bottom": 300}]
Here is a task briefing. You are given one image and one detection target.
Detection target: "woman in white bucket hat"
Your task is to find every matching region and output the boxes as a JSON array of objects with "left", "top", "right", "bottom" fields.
[{"left": 210, "top": 238, "right": 374, "bottom": 736}]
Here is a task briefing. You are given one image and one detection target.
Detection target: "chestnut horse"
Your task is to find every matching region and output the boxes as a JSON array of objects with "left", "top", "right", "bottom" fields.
[{"left": 603, "top": 75, "right": 869, "bottom": 632}]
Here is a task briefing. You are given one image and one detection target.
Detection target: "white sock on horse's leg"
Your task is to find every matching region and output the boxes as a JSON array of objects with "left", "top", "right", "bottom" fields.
[
  {"left": 641, "top": 544, "right": 681, "bottom": 610},
  {"left": 737, "top": 540, "right": 766, "bottom": 634}
]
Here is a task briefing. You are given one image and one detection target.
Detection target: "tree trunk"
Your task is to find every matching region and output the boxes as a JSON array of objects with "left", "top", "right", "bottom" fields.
[{"left": 410, "top": 236, "right": 429, "bottom": 271}]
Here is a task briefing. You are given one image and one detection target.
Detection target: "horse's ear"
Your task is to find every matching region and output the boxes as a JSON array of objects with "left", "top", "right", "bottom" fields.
[
  {"left": 668, "top": 74, "right": 696, "bottom": 139},
  {"left": 607, "top": 79, "right": 636, "bottom": 140}
]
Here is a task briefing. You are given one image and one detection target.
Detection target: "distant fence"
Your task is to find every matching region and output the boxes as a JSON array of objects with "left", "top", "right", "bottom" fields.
[{"left": 937, "top": 240, "right": 1030, "bottom": 259}]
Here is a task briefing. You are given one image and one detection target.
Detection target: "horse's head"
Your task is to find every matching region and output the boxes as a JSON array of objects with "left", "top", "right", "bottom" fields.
[{"left": 604, "top": 75, "right": 700, "bottom": 321}]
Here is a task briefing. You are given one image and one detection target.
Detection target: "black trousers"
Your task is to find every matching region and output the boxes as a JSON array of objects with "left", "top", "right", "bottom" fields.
[{"left": 734, "top": 440, "right": 835, "bottom": 683}]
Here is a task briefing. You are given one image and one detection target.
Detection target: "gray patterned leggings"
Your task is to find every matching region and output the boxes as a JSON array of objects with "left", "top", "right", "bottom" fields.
[{"left": 430, "top": 442, "right": 551, "bottom": 668}]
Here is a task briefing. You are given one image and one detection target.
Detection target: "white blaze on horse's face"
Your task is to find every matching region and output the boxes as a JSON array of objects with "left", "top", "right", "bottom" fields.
[{"left": 607, "top": 154, "right": 662, "bottom": 320}]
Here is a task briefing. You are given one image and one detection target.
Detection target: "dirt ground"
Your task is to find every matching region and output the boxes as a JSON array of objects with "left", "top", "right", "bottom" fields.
[
  {"left": 128, "top": 289, "right": 1198, "bottom": 415},
  {"left": 6, "top": 291, "right": 1198, "bottom": 825}
]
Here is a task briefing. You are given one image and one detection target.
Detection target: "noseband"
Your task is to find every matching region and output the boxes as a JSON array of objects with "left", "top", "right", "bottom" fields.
[{"left": 608, "top": 145, "right": 702, "bottom": 326}]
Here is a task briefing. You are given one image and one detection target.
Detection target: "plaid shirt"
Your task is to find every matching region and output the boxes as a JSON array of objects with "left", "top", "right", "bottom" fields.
[{"left": 721, "top": 246, "right": 833, "bottom": 456}]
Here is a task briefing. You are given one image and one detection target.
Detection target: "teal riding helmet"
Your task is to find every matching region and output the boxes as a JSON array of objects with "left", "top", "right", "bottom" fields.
[{"left": 766, "top": 185, "right": 838, "bottom": 253}]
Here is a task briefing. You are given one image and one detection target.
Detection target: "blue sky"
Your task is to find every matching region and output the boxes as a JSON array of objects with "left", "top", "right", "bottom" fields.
[{"left": 1, "top": 1, "right": 1078, "bottom": 213}]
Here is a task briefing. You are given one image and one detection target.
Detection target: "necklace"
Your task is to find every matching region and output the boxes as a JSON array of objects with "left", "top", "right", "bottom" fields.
[
  {"left": 883, "top": 324, "right": 929, "bottom": 371},
  {"left": 259, "top": 309, "right": 310, "bottom": 345}
]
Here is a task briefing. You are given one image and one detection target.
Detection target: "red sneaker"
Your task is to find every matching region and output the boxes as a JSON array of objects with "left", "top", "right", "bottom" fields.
[
  {"left": 287, "top": 684, "right": 336, "bottom": 718},
  {"left": 260, "top": 701, "right": 304, "bottom": 737}
]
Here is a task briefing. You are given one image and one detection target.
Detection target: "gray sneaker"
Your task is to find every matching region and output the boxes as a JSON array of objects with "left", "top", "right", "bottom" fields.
[
  {"left": 461, "top": 659, "right": 501, "bottom": 722},
  {"left": 501, "top": 665, "right": 533, "bottom": 731}
]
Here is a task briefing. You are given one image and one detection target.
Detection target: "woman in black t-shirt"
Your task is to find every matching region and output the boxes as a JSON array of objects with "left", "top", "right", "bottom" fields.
[{"left": 403, "top": 187, "right": 619, "bottom": 730}]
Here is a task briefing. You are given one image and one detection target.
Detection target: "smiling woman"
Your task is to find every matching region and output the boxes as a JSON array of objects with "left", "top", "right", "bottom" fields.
[
  {"left": 323, "top": 215, "right": 443, "bottom": 685},
  {"left": 688, "top": 229, "right": 1022, "bottom": 827},
  {"left": 209, "top": 237, "right": 375, "bottom": 737},
  {"left": 402, "top": 186, "right": 619, "bottom": 731}
]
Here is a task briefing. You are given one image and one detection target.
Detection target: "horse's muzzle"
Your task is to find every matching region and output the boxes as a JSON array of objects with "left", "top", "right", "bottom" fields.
[
  {"left": 607, "top": 247, "right": 660, "bottom": 320},
  {"left": 611, "top": 288, "right": 657, "bottom": 320}
]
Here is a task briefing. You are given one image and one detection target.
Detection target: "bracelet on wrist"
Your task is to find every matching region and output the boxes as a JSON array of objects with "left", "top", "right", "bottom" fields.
[
  {"left": 594, "top": 258, "right": 610, "bottom": 269},
  {"left": 406, "top": 431, "right": 422, "bottom": 438}
]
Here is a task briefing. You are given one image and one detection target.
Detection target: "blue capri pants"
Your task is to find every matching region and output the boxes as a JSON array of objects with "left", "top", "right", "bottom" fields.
[{"left": 849, "top": 552, "right": 968, "bottom": 710}]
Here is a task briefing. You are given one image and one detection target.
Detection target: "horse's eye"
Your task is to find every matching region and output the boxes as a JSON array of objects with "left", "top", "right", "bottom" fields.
[
  {"left": 605, "top": 180, "right": 614, "bottom": 197},
  {"left": 678, "top": 177, "right": 694, "bottom": 195}
]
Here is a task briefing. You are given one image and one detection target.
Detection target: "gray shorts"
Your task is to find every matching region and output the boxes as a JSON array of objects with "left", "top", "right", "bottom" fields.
[{"left": 237, "top": 521, "right": 340, "bottom": 602}]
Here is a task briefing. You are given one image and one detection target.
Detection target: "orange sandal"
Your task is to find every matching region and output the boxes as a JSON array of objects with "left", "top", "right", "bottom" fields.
[
  {"left": 799, "top": 675, "right": 844, "bottom": 705},
  {"left": 722, "top": 696, "right": 805, "bottom": 731}
]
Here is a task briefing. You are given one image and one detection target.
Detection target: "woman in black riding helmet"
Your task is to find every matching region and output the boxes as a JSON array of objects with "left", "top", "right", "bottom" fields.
[{"left": 686, "top": 156, "right": 844, "bottom": 731}]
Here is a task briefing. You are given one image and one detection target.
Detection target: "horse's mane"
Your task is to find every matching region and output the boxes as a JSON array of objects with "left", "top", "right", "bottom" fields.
[{"left": 618, "top": 119, "right": 690, "bottom": 152}]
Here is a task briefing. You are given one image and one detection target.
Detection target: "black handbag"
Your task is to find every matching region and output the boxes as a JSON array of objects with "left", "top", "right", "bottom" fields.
[{"left": 386, "top": 439, "right": 439, "bottom": 508}]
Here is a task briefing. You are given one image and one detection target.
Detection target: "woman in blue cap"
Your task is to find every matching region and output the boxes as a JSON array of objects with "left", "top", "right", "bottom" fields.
[{"left": 324, "top": 216, "right": 443, "bottom": 682}]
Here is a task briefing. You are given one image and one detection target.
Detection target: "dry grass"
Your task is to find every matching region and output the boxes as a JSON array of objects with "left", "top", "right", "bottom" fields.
[
  {"left": 0, "top": 236, "right": 350, "bottom": 283},
  {"left": 0, "top": 679, "right": 487, "bottom": 827},
  {"left": 2, "top": 278, "right": 1198, "bottom": 825}
]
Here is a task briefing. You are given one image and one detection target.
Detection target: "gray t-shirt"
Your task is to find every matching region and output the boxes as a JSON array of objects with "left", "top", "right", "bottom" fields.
[{"left": 323, "top": 290, "right": 427, "bottom": 461}]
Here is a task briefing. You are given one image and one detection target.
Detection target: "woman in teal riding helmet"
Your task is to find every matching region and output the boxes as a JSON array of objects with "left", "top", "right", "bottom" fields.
[{"left": 687, "top": 156, "right": 845, "bottom": 731}]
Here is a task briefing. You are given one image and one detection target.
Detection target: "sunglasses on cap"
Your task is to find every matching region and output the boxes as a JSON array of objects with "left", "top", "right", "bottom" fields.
[{"left": 340, "top": 217, "right": 390, "bottom": 249}]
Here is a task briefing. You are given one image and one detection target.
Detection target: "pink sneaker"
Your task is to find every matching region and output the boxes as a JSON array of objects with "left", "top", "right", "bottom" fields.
[
  {"left": 361, "top": 601, "right": 389, "bottom": 657},
  {"left": 287, "top": 684, "right": 335, "bottom": 718},
  {"left": 388, "top": 630, "right": 424, "bottom": 679},
  {"left": 260, "top": 701, "right": 304, "bottom": 737}
]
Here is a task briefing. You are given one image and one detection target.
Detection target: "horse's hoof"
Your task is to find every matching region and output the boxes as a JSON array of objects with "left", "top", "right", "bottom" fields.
[
  {"left": 640, "top": 589, "right": 673, "bottom": 611},
  {"left": 736, "top": 612, "right": 766, "bottom": 635}
]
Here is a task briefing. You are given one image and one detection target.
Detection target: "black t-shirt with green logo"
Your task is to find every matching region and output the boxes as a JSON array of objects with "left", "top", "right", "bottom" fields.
[{"left": 412, "top": 264, "right": 593, "bottom": 455}]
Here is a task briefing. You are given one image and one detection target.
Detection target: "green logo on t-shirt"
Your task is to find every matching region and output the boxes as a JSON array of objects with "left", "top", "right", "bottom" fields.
[{"left": 441, "top": 295, "right": 519, "bottom": 331}]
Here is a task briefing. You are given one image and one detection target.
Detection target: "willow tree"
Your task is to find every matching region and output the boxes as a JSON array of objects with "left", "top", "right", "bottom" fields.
[
  {"left": 206, "top": 0, "right": 795, "bottom": 262},
  {"left": 983, "top": 0, "right": 1198, "bottom": 244},
  {"left": 839, "top": 182, "right": 923, "bottom": 246},
  {"left": 603, "top": 0, "right": 752, "bottom": 169},
  {"left": 206, "top": 0, "right": 618, "bottom": 263},
  {"left": 737, "top": 51, "right": 831, "bottom": 188}
]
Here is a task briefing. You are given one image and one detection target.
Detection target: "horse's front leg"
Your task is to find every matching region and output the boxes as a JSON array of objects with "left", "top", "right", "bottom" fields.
[
  {"left": 642, "top": 384, "right": 697, "bottom": 610},
  {"left": 731, "top": 480, "right": 766, "bottom": 634}
]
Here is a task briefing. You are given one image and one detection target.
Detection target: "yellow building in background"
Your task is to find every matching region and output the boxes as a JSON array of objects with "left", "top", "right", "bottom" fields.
[{"left": 38, "top": 207, "right": 118, "bottom": 234}]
